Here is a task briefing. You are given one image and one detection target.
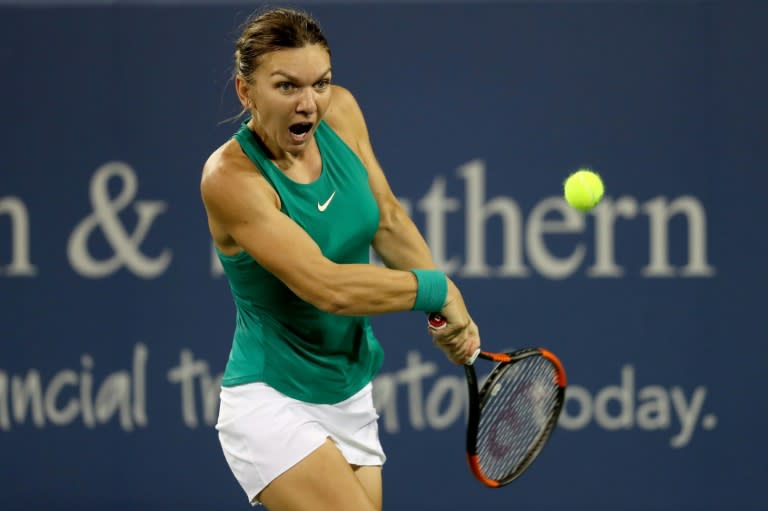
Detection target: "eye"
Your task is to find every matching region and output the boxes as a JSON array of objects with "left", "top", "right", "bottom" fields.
[
  {"left": 276, "top": 82, "right": 295, "bottom": 92},
  {"left": 314, "top": 78, "right": 331, "bottom": 90}
]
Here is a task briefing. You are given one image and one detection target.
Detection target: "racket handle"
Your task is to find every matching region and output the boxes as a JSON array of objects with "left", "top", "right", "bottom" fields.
[
  {"left": 427, "top": 312, "right": 447, "bottom": 329},
  {"left": 428, "top": 313, "right": 481, "bottom": 365}
]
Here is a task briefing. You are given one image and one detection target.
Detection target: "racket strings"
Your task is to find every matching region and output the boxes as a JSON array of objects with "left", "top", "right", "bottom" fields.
[{"left": 475, "top": 357, "right": 560, "bottom": 480}]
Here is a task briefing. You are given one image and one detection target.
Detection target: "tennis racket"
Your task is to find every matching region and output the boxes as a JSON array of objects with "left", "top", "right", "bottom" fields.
[{"left": 428, "top": 313, "right": 567, "bottom": 488}]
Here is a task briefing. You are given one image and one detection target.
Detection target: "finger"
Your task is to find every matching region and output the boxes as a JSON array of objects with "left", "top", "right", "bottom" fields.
[
  {"left": 433, "top": 339, "right": 464, "bottom": 365},
  {"left": 464, "top": 347, "right": 481, "bottom": 365}
]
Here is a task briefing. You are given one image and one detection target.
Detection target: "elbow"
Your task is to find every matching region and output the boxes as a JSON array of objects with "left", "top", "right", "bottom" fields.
[
  {"left": 294, "top": 263, "right": 356, "bottom": 315},
  {"left": 380, "top": 194, "right": 408, "bottom": 228},
  {"left": 310, "top": 288, "right": 347, "bottom": 315},
  {"left": 376, "top": 200, "right": 407, "bottom": 237},
  {"left": 309, "top": 288, "right": 359, "bottom": 316}
]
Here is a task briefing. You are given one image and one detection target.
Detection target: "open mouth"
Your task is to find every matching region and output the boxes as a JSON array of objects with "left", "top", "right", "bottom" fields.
[{"left": 288, "top": 122, "right": 313, "bottom": 141}]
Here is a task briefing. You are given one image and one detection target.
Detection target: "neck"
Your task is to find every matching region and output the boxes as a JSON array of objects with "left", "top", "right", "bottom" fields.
[
  {"left": 246, "top": 118, "right": 320, "bottom": 180},
  {"left": 247, "top": 118, "right": 306, "bottom": 170}
]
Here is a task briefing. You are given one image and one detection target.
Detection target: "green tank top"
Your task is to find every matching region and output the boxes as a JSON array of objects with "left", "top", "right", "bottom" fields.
[{"left": 216, "top": 119, "right": 384, "bottom": 404}]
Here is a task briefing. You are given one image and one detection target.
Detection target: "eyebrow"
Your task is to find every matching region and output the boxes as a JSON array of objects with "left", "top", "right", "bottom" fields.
[{"left": 270, "top": 67, "right": 332, "bottom": 82}]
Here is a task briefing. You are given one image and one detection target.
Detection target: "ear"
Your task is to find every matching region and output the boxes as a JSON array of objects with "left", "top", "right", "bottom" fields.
[{"left": 235, "top": 75, "right": 252, "bottom": 109}]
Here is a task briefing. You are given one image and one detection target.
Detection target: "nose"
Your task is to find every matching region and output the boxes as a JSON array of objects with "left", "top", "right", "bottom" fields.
[{"left": 296, "top": 87, "right": 318, "bottom": 116}]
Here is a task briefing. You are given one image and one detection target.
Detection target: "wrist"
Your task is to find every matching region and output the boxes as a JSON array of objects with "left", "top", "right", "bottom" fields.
[{"left": 409, "top": 269, "right": 448, "bottom": 312}]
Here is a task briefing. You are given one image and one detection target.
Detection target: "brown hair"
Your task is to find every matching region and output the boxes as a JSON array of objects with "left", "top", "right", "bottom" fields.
[{"left": 234, "top": 7, "right": 330, "bottom": 83}]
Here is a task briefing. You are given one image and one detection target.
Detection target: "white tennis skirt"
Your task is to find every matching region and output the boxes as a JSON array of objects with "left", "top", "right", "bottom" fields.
[{"left": 216, "top": 381, "right": 386, "bottom": 505}]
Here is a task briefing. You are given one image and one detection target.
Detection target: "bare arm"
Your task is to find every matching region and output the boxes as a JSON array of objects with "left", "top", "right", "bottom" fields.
[
  {"left": 325, "top": 86, "right": 480, "bottom": 362},
  {"left": 325, "top": 86, "right": 435, "bottom": 271},
  {"left": 201, "top": 144, "right": 421, "bottom": 316}
]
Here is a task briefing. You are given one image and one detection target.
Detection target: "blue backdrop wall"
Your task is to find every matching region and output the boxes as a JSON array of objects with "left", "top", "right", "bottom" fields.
[{"left": 1, "top": 1, "right": 766, "bottom": 510}]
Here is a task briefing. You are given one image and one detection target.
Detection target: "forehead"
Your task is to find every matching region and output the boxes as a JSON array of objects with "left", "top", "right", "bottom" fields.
[{"left": 257, "top": 44, "right": 331, "bottom": 79}]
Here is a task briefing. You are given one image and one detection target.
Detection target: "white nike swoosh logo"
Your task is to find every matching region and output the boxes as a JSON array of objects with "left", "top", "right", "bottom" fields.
[{"left": 317, "top": 191, "right": 336, "bottom": 212}]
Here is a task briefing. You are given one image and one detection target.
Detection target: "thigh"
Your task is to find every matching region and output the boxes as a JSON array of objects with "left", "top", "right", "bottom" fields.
[
  {"left": 353, "top": 465, "right": 382, "bottom": 511},
  {"left": 259, "top": 438, "right": 378, "bottom": 511}
]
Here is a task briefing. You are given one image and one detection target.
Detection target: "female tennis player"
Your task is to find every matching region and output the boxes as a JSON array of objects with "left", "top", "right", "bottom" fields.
[{"left": 200, "top": 7, "right": 481, "bottom": 511}]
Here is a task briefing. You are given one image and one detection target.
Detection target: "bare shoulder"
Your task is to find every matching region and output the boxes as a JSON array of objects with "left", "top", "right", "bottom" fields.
[
  {"left": 325, "top": 84, "right": 369, "bottom": 147},
  {"left": 200, "top": 138, "right": 278, "bottom": 217},
  {"left": 326, "top": 84, "right": 362, "bottom": 121},
  {"left": 201, "top": 139, "right": 246, "bottom": 189}
]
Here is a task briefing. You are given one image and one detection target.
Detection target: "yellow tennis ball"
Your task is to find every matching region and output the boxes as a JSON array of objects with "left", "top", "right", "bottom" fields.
[{"left": 563, "top": 169, "right": 604, "bottom": 211}]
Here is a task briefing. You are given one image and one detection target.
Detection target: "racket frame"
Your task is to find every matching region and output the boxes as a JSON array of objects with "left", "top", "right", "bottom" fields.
[
  {"left": 425, "top": 313, "right": 566, "bottom": 487},
  {"left": 465, "top": 349, "right": 567, "bottom": 488}
]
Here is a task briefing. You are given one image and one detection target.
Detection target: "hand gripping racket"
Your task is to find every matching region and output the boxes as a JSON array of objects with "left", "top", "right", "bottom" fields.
[{"left": 428, "top": 313, "right": 567, "bottom": 488}]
